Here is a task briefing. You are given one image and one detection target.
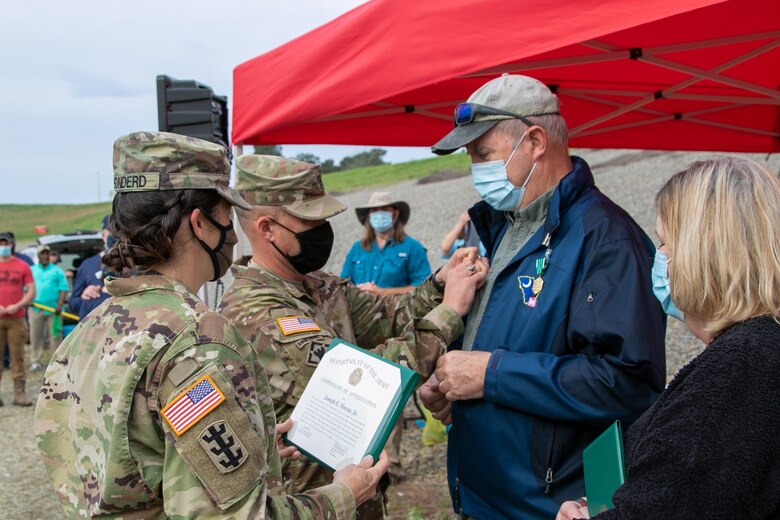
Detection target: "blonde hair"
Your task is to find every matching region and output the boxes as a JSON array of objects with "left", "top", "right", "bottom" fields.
[{"left": 655, "top": 156, "right": 780, "bottom": 335}]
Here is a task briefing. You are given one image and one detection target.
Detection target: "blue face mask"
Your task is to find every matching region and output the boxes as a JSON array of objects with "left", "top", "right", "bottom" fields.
[
  {"left": 471, "top": 131, "right": 537, "bottom": 211},
  {"left": 369, "top": 210, "right": 394, "bottom": 232},
  {"left": 0, "top": 246, "right": 11, "bottom": 257},
  {"left": 652, "top": 249, "right": 685, "bottom": 322}
]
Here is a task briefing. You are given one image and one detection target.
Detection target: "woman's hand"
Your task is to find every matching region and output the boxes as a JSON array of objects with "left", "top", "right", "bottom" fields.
[
  {"left": 556, "top": 498, "right": 590, "bottom": 520},
  {"left": 356, "top": 282, "right": 380, "bottom": 294}
]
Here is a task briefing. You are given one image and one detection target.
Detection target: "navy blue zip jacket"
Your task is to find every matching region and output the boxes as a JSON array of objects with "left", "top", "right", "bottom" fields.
[
  {"left": 69, "top": 253, "right": 110, "bottom": 320},
  {"left": 449, "top": 157, "right": 666, "bottom": 519}
]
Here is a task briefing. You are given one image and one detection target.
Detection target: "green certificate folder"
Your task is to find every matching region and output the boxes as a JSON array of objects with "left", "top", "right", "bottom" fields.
[
  {"left": 284, "top": 338, "right": 419, "bottom": 472},
  {"left": 583, "top": 420, "right": 626, "bottom": 515}
]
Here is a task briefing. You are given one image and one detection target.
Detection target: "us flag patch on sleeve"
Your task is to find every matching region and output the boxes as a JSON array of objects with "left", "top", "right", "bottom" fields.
[
  {"left": 276, "top": 316, "right": 321, "bottom": 336},
  {"left": 162, "top": 375, "right": 225, "bottom": 436}
]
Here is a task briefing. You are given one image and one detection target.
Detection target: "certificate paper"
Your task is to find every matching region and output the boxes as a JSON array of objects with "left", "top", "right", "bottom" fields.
[{"left": 285, "top": 339, "right": 419, "bottom": 471}]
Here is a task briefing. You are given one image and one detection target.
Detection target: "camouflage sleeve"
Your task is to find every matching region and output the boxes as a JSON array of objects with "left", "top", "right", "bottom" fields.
[
  {"left": 347, "top": 275, "right": 443, "bottom": 341},
  {"left": 140, "top": 315, "right": 355, "bottom": 519},
  {"left": 346, "top": 279, "right": 464, "bottom": 378}
]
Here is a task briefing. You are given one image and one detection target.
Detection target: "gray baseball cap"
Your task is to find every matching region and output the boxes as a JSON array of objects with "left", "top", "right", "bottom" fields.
[{"left": 432, "top": 74, "right": 560, "bottom": 155}]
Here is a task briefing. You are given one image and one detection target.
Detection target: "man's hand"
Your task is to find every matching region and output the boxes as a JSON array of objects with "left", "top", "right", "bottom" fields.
[
  {"left": 556, "top": 499, "right": 590, "bottom": 520},
  {"left": 54, "top": 305, "right": 62, "bottom": 315},
  {"left": 0, "top": 305, "right": 7, "bottom": 316},
  {"left": 419, "top": 375, "right": 452, "bottom": 424},
  {"left": 274, "top": 418, "right": 301, "bottom": 461},
  {"left": 434, "top": 350, "right": 491, "bottom": 401},
  {"left": 81, "top": 285, "right": 103, "bottom": 300},
  {"left": 441, "top": 259, "right": 488, "bottom": 317},
  {"left": 333, "top": 451, "right": 390, "bottom": 506}
]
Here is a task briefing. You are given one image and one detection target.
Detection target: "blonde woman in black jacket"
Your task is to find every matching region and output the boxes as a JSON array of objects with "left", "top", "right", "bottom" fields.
[{"left": 558, "top": 156, "right": 780, "bottom": 520}]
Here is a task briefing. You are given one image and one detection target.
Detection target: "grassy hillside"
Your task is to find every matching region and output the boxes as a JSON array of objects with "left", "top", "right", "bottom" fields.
[
  {"left": 2, "top": 152, "right": 470, "bottom": 245},
  {"left": 322, "top": 152, "right": 470, "bottom": 193},
  {"left": 0, "top": 203, "right": 113, "bottom": 245}
]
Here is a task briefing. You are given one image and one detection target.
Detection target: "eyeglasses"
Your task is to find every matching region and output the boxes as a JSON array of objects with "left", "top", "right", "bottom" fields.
[{"left": 454, "top": 102, "right": 535, "bottom": 127}]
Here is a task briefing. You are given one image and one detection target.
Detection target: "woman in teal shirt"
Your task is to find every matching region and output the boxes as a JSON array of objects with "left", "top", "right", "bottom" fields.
[{"left": 341, "top": 192, "right": 431, "bottom": 296}]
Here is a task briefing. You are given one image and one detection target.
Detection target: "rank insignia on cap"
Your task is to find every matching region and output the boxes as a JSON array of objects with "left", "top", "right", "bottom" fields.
[
  {"left": 276, "top": 316, "right": 321, "bottom": 336},
  {"left": 518, "top": 275, "right": 537, "bottom": 306},
  {"left": 162, "top": 375, "right": 225, "bottom": 436}
]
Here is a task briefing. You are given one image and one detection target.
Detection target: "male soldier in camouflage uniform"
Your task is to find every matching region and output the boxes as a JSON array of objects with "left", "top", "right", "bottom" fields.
[
  {"left": 220, "top": 154, "right": 486, "bottom": 518},
  {"left": 34, "top": 132, "right": 385, "bottom": 519}
]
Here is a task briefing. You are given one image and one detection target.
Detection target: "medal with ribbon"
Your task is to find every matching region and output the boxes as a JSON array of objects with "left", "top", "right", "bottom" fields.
[{"left": 527, "top": 233, "right": 552, "bottom": 307}]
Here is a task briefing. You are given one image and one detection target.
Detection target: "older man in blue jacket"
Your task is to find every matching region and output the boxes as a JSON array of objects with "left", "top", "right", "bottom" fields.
[{"left": 423, "top": 75, "right": 666, "bottom": 519}]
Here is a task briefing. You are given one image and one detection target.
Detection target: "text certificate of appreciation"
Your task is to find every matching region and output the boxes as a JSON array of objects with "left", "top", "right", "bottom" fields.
[{"left": 285, "top": 338, "right": 418, "bottom": 471}]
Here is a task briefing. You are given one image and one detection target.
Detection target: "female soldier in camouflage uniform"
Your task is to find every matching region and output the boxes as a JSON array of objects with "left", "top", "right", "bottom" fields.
[{"left": 34, "top": 131, "right": 387, "bottom": 519}]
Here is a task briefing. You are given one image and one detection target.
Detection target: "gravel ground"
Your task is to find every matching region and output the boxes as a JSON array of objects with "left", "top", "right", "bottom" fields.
[{"left": 3, "top": 149, "right": 778, "bottom": 519}]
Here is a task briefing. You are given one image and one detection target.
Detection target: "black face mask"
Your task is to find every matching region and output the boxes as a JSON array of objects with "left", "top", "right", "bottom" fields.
[
  {"left": 193, "top": 208, "right": 237, "bottom": 282},
  {"left": 270, "top": 219, "right": 334, "bottom": 275}
]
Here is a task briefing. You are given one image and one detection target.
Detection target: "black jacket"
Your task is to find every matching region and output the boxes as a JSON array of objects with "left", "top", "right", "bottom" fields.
[{"left": 598, "top": 316, "right": 780, "bottom": 519}]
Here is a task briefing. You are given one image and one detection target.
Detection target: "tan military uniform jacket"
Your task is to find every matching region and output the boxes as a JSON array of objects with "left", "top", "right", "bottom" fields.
[
  {"left": 34, "top": 275, "right": 354, "bottom": 519},
  {"left": 219, "top": 261, "right": 463, "bottom": 497}
]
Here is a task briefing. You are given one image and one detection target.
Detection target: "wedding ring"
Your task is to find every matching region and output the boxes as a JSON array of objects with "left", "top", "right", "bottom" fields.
[
  {"left": 465, "top": 264, "right": 477, "bottom": 273},
  {"left": 432, "top": 412, "right": 438, "bottom": 419}
]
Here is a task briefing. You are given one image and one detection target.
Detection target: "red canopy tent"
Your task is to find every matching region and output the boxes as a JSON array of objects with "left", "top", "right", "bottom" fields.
[{"left": 233, "top": 0, "right": 780, "bottom": 152}]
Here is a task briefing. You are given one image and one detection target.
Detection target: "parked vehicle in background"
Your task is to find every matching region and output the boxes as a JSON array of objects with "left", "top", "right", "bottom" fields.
[{"left": 20, "top": 231, "right": 104, "bottom": 275}]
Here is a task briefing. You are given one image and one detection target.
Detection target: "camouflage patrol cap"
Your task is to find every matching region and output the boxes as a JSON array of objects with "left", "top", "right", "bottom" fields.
[
  {"left": 112, "top": 131, "right": 251, "bottom": 210},
  {"left": 235, "top": 155, "right": 346, "bottom": 220}
]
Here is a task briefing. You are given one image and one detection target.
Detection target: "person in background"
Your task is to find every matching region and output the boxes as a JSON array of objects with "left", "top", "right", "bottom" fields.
[
  {"left": 35, "top": 131, "right": 387, "bottom": 519},
  {"left": 28, "top": 244, "right": 68, "bottom": 372},
  {"left": 422, "top": 74, "right": 666, "bottom": 519},
  {"left": 69, "top": 214, "right": 113, "bottom": 320},
  {"left": 49, "top": 249, "right": 74, "bottom": 281},
  {"left": 557, "top": 156, "right": 780, "bottom": 520},
  {"left": 1, "top": 231, "right": 32, "bottom": 370},
  {"left": 341, "top": 192, "right": 431, "bottom": 296},
  {"left": 440, "top": 210, "right": 486, "bottom": 259},
  {"left": 46, "top": 249, "right": 70, "bottom": 342},
  {"left": 0, "top": 232, "right": 35, "bottom": 406},
  {"left": 3, "top": 232, "right": 34, "bottom": 266}
]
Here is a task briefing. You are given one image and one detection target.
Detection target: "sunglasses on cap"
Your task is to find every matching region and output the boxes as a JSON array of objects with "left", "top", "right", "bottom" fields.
[{"left": 454, "top": 102, "right": 537, "bottom": 128}]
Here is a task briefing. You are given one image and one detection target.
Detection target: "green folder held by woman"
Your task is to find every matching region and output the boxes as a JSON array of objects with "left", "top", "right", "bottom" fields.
[{"left": 583, "top": 420, "right": 626, "bottom": 515}]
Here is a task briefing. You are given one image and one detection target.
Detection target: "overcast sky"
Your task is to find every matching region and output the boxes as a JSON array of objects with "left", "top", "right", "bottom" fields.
[{"left": 1, "top": 0, "right": 433, "bottom": 204}]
